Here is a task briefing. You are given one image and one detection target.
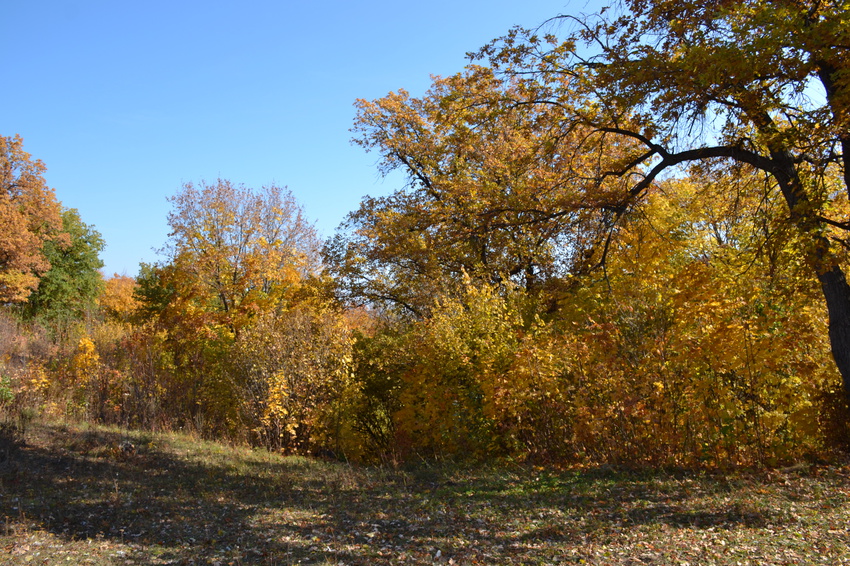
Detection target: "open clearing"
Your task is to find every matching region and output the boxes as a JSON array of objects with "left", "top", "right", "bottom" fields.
[{"left": 1, "top": 422, "right": 849, "bottom": 565}]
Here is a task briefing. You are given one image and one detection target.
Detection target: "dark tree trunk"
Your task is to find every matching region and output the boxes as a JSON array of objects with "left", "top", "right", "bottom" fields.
[
  {"left": 818, "top": 266, "right": 850, "bottom": 402},
  {"left": 762, "top": 141, "right": 850, "bottom": 402},
  {"left": 814, "top": 56, "right": 850, "bottom": 402}
]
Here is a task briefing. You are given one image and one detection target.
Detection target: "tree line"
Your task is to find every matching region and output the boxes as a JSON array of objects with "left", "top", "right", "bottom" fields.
[{"left": 2, "top": 0, "right": 848, "bottom": 467}]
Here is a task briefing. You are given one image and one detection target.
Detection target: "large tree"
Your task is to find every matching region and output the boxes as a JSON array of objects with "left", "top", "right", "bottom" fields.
[
  {"left": 0, "top": 134, "right": 65, "bottom": 303},
  {"left": 332, "top": 67, "right": 636, "bottom": 316},
  {"left": 162, "top": 179, "right": 320, "bottom": 332},
  {"left": 132, "top": 179, "right": 346, "bottom": 444},
  {"left": 470, "top": 0, "right": 850, "bottom": 398}
]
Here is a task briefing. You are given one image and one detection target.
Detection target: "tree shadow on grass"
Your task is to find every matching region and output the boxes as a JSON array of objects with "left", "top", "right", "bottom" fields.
[
  {"left": 0, "top": 425, "right": 808, "bottom": 565},
  {"left": 1, "top": 424, "right": 366, "bottom": 564}
]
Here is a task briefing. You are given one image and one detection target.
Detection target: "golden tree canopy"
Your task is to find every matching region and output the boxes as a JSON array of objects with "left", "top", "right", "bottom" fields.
[{"left": 0, "top": 134, "right": 65, "bottom": 303}]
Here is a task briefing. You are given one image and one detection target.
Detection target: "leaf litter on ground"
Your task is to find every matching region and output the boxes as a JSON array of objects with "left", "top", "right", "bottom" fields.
[{"left": 1, "top": 422, "right": 849, "bottom": 565}]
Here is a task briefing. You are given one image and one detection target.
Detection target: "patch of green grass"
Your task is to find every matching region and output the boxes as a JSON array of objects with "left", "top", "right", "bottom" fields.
[{"left": 1, "top": 421, "right": 849, "bottom": 565}]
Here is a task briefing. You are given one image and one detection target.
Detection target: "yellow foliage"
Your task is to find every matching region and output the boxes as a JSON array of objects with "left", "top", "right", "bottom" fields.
[
  {"left": 98, "top": 274, "right": 140, "bottom": 323},
  {"left": 24, "top": 364, "right": 51, "bottom": 395},
  {"left": 346, "top": 167, "right": 842, "bottom": 466},
  {"left": 72, "top": 335, "right": 100, "bottom": 380},
  {"left": 230, "top": 301, "right": 355, "bottom": 455}
]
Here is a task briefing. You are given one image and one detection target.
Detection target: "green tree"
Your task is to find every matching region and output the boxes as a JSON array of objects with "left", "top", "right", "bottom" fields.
[{"left": 23, "top": 208, "right": 105, "bottom": 329}]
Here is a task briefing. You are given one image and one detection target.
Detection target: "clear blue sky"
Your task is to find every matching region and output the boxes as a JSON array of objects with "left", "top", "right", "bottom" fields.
[{"left": 3, "top": 0, "right": 604, "bottom": 277}]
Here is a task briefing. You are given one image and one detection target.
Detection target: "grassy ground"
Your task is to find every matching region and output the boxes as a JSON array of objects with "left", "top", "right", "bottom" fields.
[{"left": 1, "top": 422, "right": 849, "bottom": 565}]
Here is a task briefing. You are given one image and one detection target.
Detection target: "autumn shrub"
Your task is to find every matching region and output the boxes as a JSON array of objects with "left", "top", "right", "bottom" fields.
[
  {"left": 347, "top": 328, "right": 406, "bottom": 462},
  {"left": 545, "top": 183, "right": 841, "bottom": 467},
  {"left": 344, "top": 180, "right": 843, "bottom": 467},
  {"left": 0, "top": 310, "right": 59, "bottom": 372},
  {"left": 79, "top": 315, "right": 197, "bottom": 433},
  {"left": 0, "top": 373, "right": 18, "bottom": 458},
  {"left": 0, "top": 310, "right": 66, "bottom": 426},
  {"left": 111, "top": 328, "right": 175, "bottom": 431},
  {"left": 80, "top": 276, "right": 160, "bottom": 428},
  {"left": 229, "top": 302, "right": 355, "bottom": 455},
  {"left": 394, "top": 282, "right": 515, "bottom": 459},
  {"left": 87, "top": 318, "right": 139, "bottom": 424},
  {"left": 0, "top": 310, "right": 19, "bottom": 368},
  {"left": 555, "top": 283, "right": 836, "bottom": 467},
  {"left": 346, "top": 280, "right": 574, "bottom": 463},
  {"left": 485, "top": 326, "right": 578, "bottom": 463}
]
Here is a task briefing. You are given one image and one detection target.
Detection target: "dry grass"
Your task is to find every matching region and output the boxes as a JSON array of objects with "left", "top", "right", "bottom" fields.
[{"left": 1, "top": 421, "right": 849, "bottom": 565}]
